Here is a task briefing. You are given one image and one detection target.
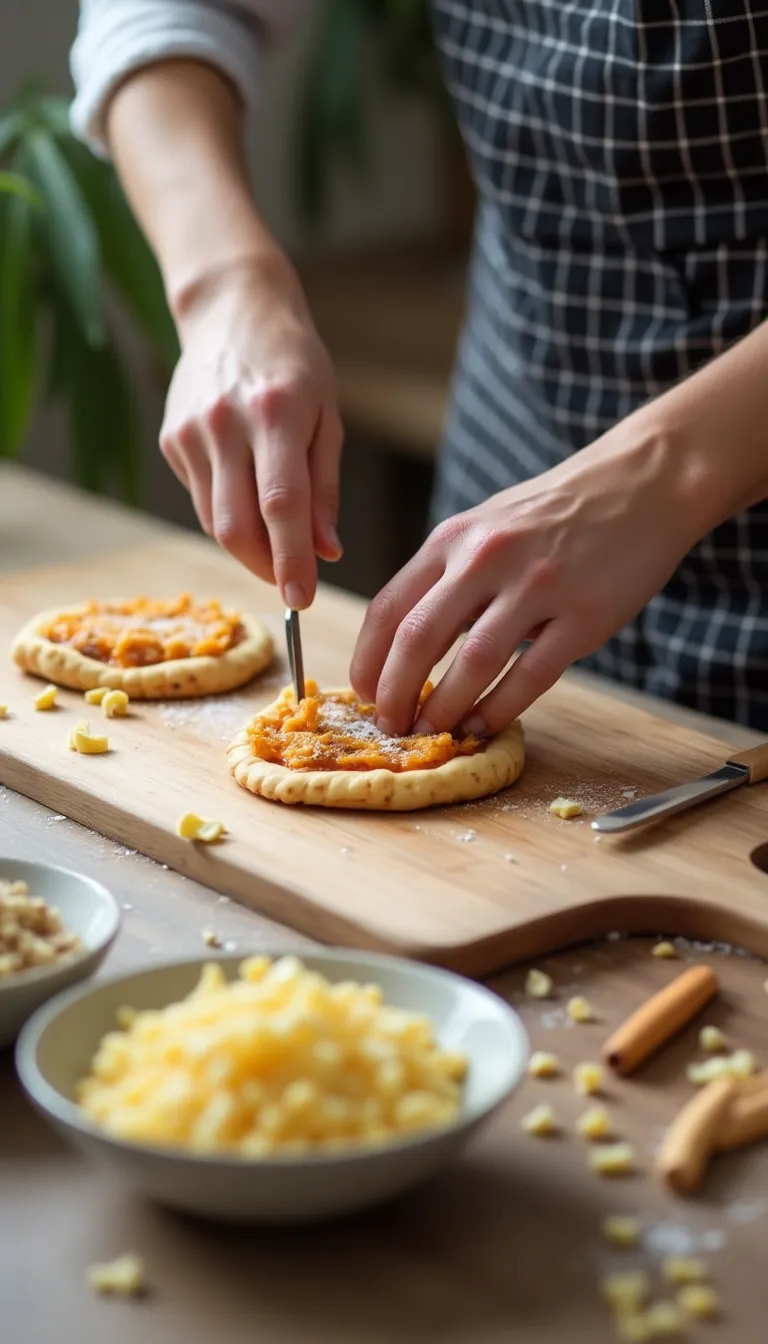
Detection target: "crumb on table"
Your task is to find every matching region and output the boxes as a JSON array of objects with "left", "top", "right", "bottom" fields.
[
  {"left": 525, "top": 968, "right": 554, "bottom": 999},
  {"left": 662, "top": 1256, "right": 708, "bottom": 1286},
  {"left": 520, "top": 1103, "right": 558, "bottom": 1137},
  {"left": 85, "top": 1252, "right": 146, "bottom": 1298},
  {"left": 577, "top": 1103, "right": 613, "bottom": 1141},
  {"left": 676, "top": 1284, "right": 719, "bottom": 1320},
  {"left": 68, "top": 722, "right": 109, "bottom": 754},
  {"left": 549, "top": 797, "right": 583, "bottom": 819},
  {"left": 601, "top": 1215, "right": 641, "bottom": 1248},
  {"left": 567, "top": 995, "right": 595, "bottom": 1023},
  {"left": 699, "top": 1025, "right": 728, "bottom": 1053},
  {"left": 588, "top": 1142, "right": 635, "bottom": 1176},
  {"left": 574, "top": 1061, "right": 604, "bottom": 1095},
  {"left": 652, "top": 941, "right": 678, "bottom": 960},
  {"left": 686, "top": 1048, "right": 755, "bottom": 1086},
  {"left": 528, "top": 1050, "right": 560, "bottom": 1079},
  {"left": 176, "top": 813, "right": 226, "bottom": 843}
]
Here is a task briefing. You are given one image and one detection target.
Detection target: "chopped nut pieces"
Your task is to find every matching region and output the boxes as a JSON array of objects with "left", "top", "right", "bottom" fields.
[
  {"left": 651, "top": 942, "right": 678, "bottom": 959},
  {"left": 525, "top": 968, "right": 554, "bottom": 999},
  {"left": 699, "top": 1024, "right": 728, "bottom": 1053},
  {"left": 68, "top": 721, "right": 109, "bottom": 754},
  {"left": 662, "top": 1256, "right": 707, "bottom": 1286},
  {"left": 176, "top": 813, "right": 226, "bottom": 843},
  {"left": 574, "top": 1061, "right": 604, "bottom": 1095},
  {"left": 520, "top": 1103, "right": 558, "bottom": 1136},
  {"left": 528, "top": 1051, "right": 560, "bottom": 1079},
  {"left": 687, "top": 1049, "right": 756, "bottom": 1086},
  {"left": 86, "top": 1253, "right": 146, "bottom": 1297},
  {"left": 577, "top": 1103, "right": 613, "bottom": 1141},
  {"left": 677, "top": 1284, "right": 719, "bottom": 1320},
  {"left": 102, "top": 689, "right": 130, "bottom": 718},
  {"left": 601, "top": 1215, "right": 641, "bottom": 1248},
  {"left": 588, "top": 1142, "right": 635, "bottom": 1176},
  {"left": 568, "top": 995, "right": 595, "bottom": 1023},
  {"left": 34, "top": 684, "right": 57, "bottom": 711},
  {"left": 0, "top": 879, "right": 82, "bottom": 976},
  {"left": 549, "top": 797, "right": 582, "bottom": 819}
]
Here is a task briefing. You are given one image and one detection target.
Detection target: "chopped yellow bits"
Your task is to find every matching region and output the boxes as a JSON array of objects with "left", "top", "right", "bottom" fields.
[
  {"left": 0, "top": 704, "right": 8, "bottom": 718},
  {"left": 34, "top": 684, "right": 57, "bottom": 711},
  {"left": 699, "top": 1024, "right": 728, "bottom": 1053},
  {"left": 601, "top": 1270, "right": 649, "bottom": 1315},
  {"left": 662, "top": 1256, "right": 708, "bottom": 1286},
  {"left": 687, "top": 1048, "right": 756, "bottom": 1086},
  {"left": 176, "top": 813, "right": 226, "bottom": 844},
  {"left": 615, "top": 1317, "right": 653, "bottom": 1342},
  {"left": 102, "top": 689, "right": 130, "bottom": 718},
  {"left": 68, "top": 722, "right": 109, "bottom": 754},
  {"left": 550, "top": 796, "right": 582, "bottom": 819},
  {"left": 577, "top": 1103, "right": 613, "bottom": 1141},
  {"left": 84, "top": 686, "right": 109, "bottom": 704},
  {"left": 677, "top": 1284, "right": 719, "bottom": 1320},
  {"left": 574, "top": 1060, "right": 604, "bottom": 1095},
  {"left": 525, "top": 968, "right": 554, "bottom": 999},
  {"left": 77, "top": 956, "right": 467, "bottom": 1154},
  {"left": 601, "top": 1215, "right": 641, "bottom": 1248},
  {"left": 528, "top": 1050, "right": 560, "bottom": 1079},
  {"left": 642, "top": 1301, "right": 685, "bottom": 1336},
  {"left": 202, "top": 929, "right": 221, "bottom": 948},
  {"left": 86, "top": 1252, "right": 146, "bottom": 1297},
  {"left": 520, "top": 1102, "right": 558, "bottom": 1136},
  {"left": 652, "top": 941, "right": 678, "bottom": 959},
  {"left": 568, "top": 995, "right": 595, "bottom": 1023},
  {"left": 589, "top": 1141, "right": 635, "bottom": 1176}
]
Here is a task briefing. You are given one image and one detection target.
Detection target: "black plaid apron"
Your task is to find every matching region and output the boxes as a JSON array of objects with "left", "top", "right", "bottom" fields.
[{"left": 430, "top": 0, "right": 768, "bottom": 729}]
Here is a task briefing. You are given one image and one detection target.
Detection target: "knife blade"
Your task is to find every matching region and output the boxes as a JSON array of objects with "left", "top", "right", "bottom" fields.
[
  {"left": 591, "top": 742, "right": 768, "bottom": 833},
  {"left": 285, "top": 607, "right": 305, "bottom": 704}
]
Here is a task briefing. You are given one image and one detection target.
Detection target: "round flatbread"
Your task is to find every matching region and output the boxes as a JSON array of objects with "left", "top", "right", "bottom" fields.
[
  {"left": 227, "top": 685, "right": 525, "bottom": 811},
  {"left": 11, "top": 595, "right": 273, "bottom": 699}
]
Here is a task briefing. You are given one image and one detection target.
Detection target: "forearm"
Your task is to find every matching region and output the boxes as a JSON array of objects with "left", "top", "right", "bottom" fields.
[
  {"left": 105, "top": 59, "right": 292, "bottom": 331},
  {"left": 630, "top": 320, "right": 768, "bottom": 536}
]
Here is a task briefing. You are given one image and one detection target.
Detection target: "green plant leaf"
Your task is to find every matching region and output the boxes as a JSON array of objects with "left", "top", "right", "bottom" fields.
[
  {"left": 23, "top": 127, "right": 104, "bottom": 346},
  {"left": 0, "top": 108, "right": 27, "bottom": 164},
  {"left": 56, "top": 137, "right": 178, "bottom": 367},
  {"left": 0, "top": 171, "right": 43, "bottom": 209},
  {"left": 36, "top": 96, "right": 72, "bottom": 138},
  {"left": 68, "top": 328, "right": 142, "bottom": 503},
  {"left": 0, "top": 190, "right": 37, "bottom": 456}
]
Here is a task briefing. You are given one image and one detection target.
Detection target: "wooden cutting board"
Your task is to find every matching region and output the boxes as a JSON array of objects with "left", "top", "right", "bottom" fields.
[{"left": 2, "top": 534, "right": 768, "bottom": 976}]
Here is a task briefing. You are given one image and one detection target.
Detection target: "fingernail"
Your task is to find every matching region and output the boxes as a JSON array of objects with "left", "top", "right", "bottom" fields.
[
  {"left": 412, "top": 716, "right": 435, "bottom": 736},
  {"left": 463, "top": 716, "right": 487, "bottom": 736},
  {"left": 326, "top": 525, "right": 343, "bottom": 557},
  {"left": 285, "top": 583, "right": 307, "bottom": 611}
]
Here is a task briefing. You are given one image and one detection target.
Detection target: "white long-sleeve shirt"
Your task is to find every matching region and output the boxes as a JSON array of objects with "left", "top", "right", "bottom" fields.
[{"left": 70, "top": 0, "right": 311, "bottom": 153}]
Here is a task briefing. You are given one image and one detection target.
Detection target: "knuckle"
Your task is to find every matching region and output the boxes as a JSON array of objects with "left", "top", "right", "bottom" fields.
[
  {"left": 203, "top": 395, "right": 234, "bottom": 437},
  {"left": 464, "top": 525, "right": 508, "bottom": 569},
  {"left": 430, "top": 515, "right": 464, "bottom": 551},
  {"left": 396, "top": 607, "right": 432, "bottom": 655},
  {"left": 461, "top": 627, "right": 501, "bottom": 672},
  {"left": 260, "top": 482, "right": 303, "bottom": 524},
  {"left": 525, "top": 556, "right": 562, "bottom": 592},
  {"left": 213, "top": 515, "right": 246, "bottom": 552},
  {"left": 249, "top": 379, "right": 304, "bottom": 428},
  {"left": 365, "top": 586, "right": 401, "bottom": 634},
  {"left": 519, "top": 646, "right": 562, "bottom": 693}
]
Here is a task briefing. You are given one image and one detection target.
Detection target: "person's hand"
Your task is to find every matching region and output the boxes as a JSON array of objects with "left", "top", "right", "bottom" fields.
[
  {"left": 160, "top": 258, "right": 343, "bottom": 609},
  {"left": 351, "top": 421, "right": 713, "bottom": 736}
]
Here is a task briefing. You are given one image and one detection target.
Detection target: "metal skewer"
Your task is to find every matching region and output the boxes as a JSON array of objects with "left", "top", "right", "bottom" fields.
[{"left": 285, "top": 607, "right": 306, "bottom": 703}]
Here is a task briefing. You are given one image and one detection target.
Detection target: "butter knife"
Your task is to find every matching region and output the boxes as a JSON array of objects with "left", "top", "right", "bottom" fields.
[
  {"left": 591, "top": 743, "right": 768, "bottom": 833},
  {"left": 285, "top": 607, "right": 306, "bottom": 703}
]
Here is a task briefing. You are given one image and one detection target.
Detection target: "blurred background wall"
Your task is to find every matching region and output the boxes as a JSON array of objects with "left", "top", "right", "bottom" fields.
[{"left": 0, "top": 0, "right": 473, "bottom": 597}]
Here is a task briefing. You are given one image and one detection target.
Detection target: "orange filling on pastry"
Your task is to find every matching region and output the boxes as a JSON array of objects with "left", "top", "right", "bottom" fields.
[
  {"left": 40, "top": 594, "right": 245, "bottom": 668},
  {"left": 247, "top": 681, "right": 483, "bottom": 773}
]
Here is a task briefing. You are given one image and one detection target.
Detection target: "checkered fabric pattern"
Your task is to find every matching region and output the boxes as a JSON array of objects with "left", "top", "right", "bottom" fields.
[{"left": 429, "top": 0, "right": 768, "bottom": 728}]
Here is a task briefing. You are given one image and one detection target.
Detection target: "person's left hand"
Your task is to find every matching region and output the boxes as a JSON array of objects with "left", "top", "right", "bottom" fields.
[{"left": 350, "top": 421, "right": 714, "bottom": 738}]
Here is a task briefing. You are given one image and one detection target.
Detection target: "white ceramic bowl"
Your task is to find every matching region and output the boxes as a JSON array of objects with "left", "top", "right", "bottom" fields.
[
  {"left": 17, "top": 949, "right": 528, "bottom": 1224},
  {"left": 0, "top": 857, "right": 120, "bottom": 1048}
]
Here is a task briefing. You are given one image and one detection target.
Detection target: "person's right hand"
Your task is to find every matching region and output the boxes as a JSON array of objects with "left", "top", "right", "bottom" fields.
[{"left": 160, "top": 257, "right": 343, "bottom": 610}]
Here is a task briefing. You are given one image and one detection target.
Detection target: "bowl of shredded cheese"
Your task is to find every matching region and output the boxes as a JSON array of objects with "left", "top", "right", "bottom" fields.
[
  {"left": 16, "top": 949, "right": 527, "bottom": 1222},
  {"left": 0, "top": 858, "right": 120, "bottom": 1047}
]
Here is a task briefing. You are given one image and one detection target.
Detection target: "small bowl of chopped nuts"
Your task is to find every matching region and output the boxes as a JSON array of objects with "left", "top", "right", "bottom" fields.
[
  {"left": 16, "top": 949, "right": 528, "bottom": 1223},
  {"left": 0, "top": 859, "right": 120, "bottom": 1047}
]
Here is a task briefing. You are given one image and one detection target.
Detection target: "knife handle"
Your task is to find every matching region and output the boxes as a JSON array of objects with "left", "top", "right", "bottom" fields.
[{"left": 726, "top": 742, "right": 768, "bottom": 783}]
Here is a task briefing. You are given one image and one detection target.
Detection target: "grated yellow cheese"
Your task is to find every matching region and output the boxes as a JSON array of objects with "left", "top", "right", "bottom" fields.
[
  {"left": 549, "top": 797, "right": 582, "bottom": 819},
  {"left": 86, "top": 1253, "right": 146, "bottom": 1297},
  {"left": 577, "top": 1103, "right": 613, "bottom": 1141},
  {"left": 601, "top": 1215, "right": 641, "bottom": 1248},
  {"left": 525, "top": 968, "right": 554, "bottom": 999},
  {"left": 589, "top": 1142, "right": 635, "bottom": 1176},
  {"left": 699, "top": 1025, "right": 728, "bottom": 1053},
  {"left": 176, "top": 813, "right": 226, "bottom": 844},
  {"left": 677, "top": 1284, "right": 719, "bottom": 1320},
  {"left": 662, "top": 1256, "right": 708, "bottom": 1286},
  {"left": 574, "top": 1061, "right": 604, "bottom": 1095},
  {"left": 520, "top": 1103, "right": 558, "bottom": 1137},
  {"left": 34, "top": 684, "right": 57, "bottom": 711},
  {"left": 687, "top": 1048, "right": 756, "bottom": 1086},
  {"left": 528, "top": 1050, "right": 560, "bottom": 1079},
  {"left": 568, "top": 995, "right": 595, "bottom": 1023}
]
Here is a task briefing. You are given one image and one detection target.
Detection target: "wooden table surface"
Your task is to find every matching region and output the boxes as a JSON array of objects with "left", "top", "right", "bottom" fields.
[{"left": 2, "top": 463, "right": 767, "bottom": 1344}]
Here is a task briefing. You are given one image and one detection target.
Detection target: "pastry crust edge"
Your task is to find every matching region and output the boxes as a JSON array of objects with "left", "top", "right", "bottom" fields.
[
  {"left": 11, "top": 605, "right": 274, "bottom": 699},
  {"left": 226, "top": 696, "right": 525, "bottom": 811}
]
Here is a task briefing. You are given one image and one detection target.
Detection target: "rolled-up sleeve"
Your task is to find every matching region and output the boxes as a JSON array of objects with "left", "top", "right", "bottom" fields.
[{"left": 70, "top": 0, "right": 309, "bottom": 155}]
